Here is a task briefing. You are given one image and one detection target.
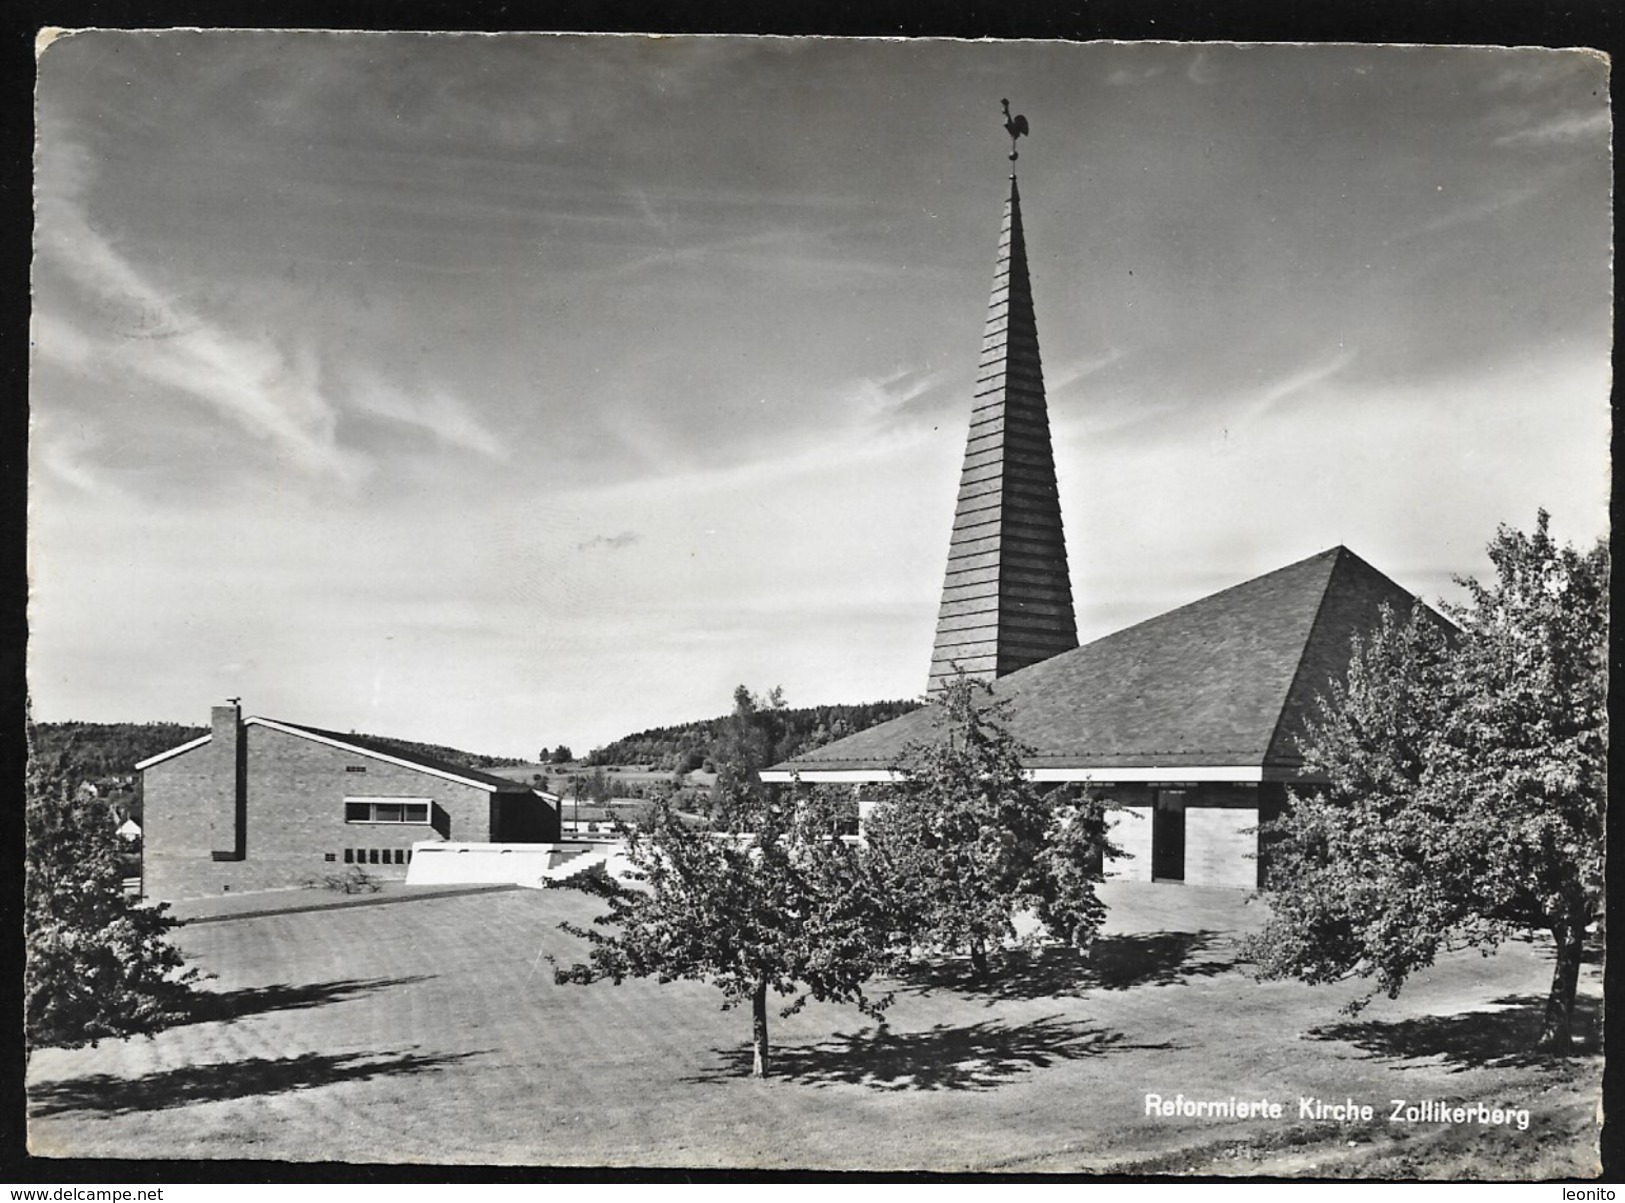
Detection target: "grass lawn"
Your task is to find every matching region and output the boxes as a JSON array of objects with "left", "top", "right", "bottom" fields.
[{"left": 25, "top": 881, "right": 1602, "bottom": 1175}]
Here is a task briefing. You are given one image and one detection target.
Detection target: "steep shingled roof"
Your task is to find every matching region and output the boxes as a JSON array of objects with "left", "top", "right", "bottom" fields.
[
  {"left": 927, "top": 174, "right": 1077, "bottom": 694},
  {"left": 772, "top": 546, "right": 1430, "bottom": 776}
]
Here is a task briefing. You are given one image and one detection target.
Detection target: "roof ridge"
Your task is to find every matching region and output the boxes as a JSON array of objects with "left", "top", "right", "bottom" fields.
[
  {"left": 1259, "top": 548, "right": 1432, "bottom": 766},
  {"left": 1056, "top": 545, "right": 1344, "bottom": 656},
  {"left": 1259, "top": 548, "right": 1347, "bottom": 767}
]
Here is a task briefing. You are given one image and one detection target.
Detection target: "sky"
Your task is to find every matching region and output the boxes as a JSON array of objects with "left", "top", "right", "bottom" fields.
[{"left": 29, "top": 34, "right": 1611, "bottom": 756}]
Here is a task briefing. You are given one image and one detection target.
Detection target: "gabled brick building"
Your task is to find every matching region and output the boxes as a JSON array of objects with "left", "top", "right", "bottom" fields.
[{"left": 137, "top": 704, "right": 558, "bottom": 900}]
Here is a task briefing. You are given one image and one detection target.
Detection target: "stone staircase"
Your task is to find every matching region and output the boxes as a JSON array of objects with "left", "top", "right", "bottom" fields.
[{"left": 528, "top": 846, "right": 615, "bottom": 887}]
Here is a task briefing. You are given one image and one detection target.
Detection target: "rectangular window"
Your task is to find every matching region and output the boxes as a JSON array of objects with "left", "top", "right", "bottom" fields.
[
  {"left": 368, "top": 849, "right": 379, "bottom": 864},
  {"left": 344, "top": 798, "right": 433, "bottom": 824},
  {"left": 325, "top": 853, "right": 337, "bottom": 862},
  {"left": 345, "top": 765, "right": 367, "bottom": 773},
  {"left": 394, "top": 848, "right": 406, "bottom": 865},
  {"left": 343, "top": 848, "right": 354, "bottom": 863}
]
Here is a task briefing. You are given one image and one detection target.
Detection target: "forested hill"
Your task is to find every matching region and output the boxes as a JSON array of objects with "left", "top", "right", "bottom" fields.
[
  {"left": 30, "top": 722, "right": 207, "bottom": 778},
  {"left": 31, "top": 701, "right": 918, "bottom": 780},
  {"left": 31, "top": 721, "right": 525, "bottom": 778},
  {"left": 322, "top": 732, "right": 526, "bottom": 771},
  {"left": 587, "top": 698, "right": 924, "bottom": 771}
]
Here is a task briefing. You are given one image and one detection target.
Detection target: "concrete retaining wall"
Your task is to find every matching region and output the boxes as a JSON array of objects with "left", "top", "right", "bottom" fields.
[{"left": 405, "top": 842, "right": 579, "bottom": 885}]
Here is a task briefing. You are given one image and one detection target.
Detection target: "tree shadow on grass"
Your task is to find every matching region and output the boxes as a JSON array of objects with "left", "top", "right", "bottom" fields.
[
  {"left": 689, "top": 1015, "right": 1180, "bottom": 1091},
  {"left": 1087, "top": 930, "right": 1237, "bottom": 990},
  {"left": 897, "top": 930, "right": 1236, "bottom": 1005},
  {"left": 1307, "top": 994, "right": 1603, "bottom": 1073},
  {"left": 184, "top": 976, "right": 437, "bottom": 1026},
  {"left": 29, "top": 1048, "right": 483, "bottom": 1117}
]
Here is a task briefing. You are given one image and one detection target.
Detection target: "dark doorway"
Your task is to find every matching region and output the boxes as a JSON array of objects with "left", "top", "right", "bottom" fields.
[{"left": 1152, "top": 788, "right": 1188, "bottom": 881}]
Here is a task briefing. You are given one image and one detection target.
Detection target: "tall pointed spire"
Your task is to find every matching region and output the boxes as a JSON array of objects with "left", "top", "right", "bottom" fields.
[{"left": 927, "top": 114, "right": 1077, "bottom": 694}]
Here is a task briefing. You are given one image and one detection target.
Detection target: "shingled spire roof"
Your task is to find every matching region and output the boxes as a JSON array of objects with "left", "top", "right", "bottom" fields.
[{"left": 927, "top": 167, "right": 1077, "bottom": 694}]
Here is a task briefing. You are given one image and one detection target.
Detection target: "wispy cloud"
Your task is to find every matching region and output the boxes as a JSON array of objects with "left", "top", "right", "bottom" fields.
[
  {"left": 1392, "top": 179, "right": 1546, "bottom": 240},
  {"left": 1494, "top": 107, "right": 1611, "bottom": 147},
  {"left": 346, "top": 375, "right": 509, "bottom": 460},
  {"left": 576, "top": 531, "right": 641, "bottom": 552},
  {"left": 592, "top": 221, "right": 898, "bottom": 287},
  {"left": 1235, "top": 346, "right": 1357, "bottom": 423},
  {"left": 35, "top": 141, "right": 364, "bottom": 486},
  {"left": 31, "top": 416, "right": 130, "bottom": 500},
  {"left": 1047, "top": 348, "right": 1126, "bottom": 394},
  {"left": 849, "top": 365, "right": 947, "bottom": 422}
]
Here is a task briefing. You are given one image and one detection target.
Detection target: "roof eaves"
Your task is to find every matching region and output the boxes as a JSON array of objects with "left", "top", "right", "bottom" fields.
[{"left": 133, "top": 733, "right": 213, "bottom": 771}]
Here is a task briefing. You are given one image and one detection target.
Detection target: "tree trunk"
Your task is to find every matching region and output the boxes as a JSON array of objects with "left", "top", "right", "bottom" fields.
[
  {"left": 1538, "top": 921, "right": 1585, "bottom": 1051},
  {"left": 751, "top": 977, "right": 769, "bottom": 1078},
  {"left": 969, "top": 937, "right": 988, "bottom": 980}
]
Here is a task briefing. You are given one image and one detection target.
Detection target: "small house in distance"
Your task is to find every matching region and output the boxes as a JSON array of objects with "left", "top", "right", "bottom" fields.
[{"left": 136, "top": 703, "right": 560, "bottom": 900}]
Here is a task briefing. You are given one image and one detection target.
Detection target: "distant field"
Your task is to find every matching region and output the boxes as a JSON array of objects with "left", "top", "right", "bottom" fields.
[
  {"left": 26, "top": 882, "right": 1602, "bottom": 1175},
  {"left": 484, "top": 762, "right": 717, "bottom": 794}
]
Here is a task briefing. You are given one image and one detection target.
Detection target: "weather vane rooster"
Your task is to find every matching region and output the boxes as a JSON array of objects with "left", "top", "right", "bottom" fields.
[{"left": 1001, "top": 98, "right": 1029, "bottom": 161}]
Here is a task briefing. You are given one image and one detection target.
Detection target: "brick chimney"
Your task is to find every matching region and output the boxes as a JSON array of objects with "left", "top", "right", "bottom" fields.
[{"left": 210, "top": 700, "right": 246, "bottom": 861}]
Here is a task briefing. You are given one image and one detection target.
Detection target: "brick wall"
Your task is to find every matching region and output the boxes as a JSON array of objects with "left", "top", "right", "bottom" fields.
[
  {"left": 1103, "top": 784, "right": 1153, "bottom": 881},
  {"left": 143, "top": 722, "right": 504, "bottom": 901},
  {"left": 1184, "top": 806, "right": 1259, "bottom": 889},
  {"left": 144, "top": 743, "right": 228, "bottom": 862},
  {"left": 1099, "top": 781, "right": 1263, "bottom": 888}
]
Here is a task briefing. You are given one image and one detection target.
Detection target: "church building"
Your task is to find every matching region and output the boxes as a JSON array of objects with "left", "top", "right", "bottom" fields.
[{"left": 763, "top": 112, "right": 1432, "bottom": 889}]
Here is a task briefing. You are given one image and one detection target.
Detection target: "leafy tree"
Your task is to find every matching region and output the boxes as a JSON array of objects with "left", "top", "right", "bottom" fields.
[
  {"left": 26, "top": 735, "right": 198, "bottom": 1052},
  {"left": 553, "top": 790, "right": 897, "bottom": 1077},
  {"left": 707, "top": 685, "right": 787, "bottom": 825},
  {"left": 1247, "top": 513, "right": 1607, "bottom": 1049},
  {"left": 864, "top": 674, "right": 1120, "bottom": 978},
  {"left": 554, "top": 685, "right": 902, "bottom": 1077},
  {"left": 550, "top": 745, "right": 574, "bottom": 765}
]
